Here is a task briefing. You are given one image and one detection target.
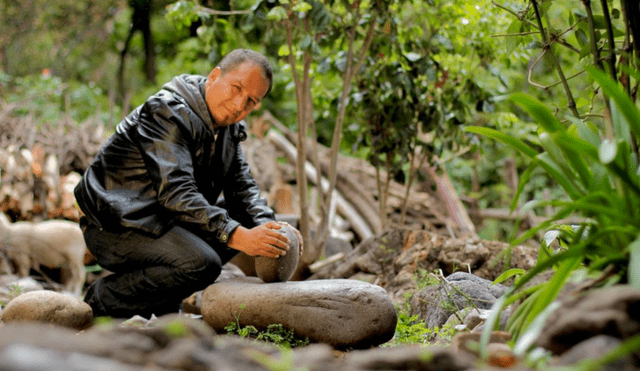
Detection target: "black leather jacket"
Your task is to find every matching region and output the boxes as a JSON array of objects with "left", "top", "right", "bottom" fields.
[{"left": 74, "top": 74, "right": 275, "bottom": 244}]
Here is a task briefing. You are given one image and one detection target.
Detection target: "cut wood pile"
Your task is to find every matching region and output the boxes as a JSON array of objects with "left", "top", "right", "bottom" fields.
[{"left": 0, "top": 99, "right": 105, "bottom": 222}]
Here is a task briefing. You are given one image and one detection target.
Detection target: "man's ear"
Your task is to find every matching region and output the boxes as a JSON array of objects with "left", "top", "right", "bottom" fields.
[{"left": 207, "top": 67, "right": 222, "bottom": 85}]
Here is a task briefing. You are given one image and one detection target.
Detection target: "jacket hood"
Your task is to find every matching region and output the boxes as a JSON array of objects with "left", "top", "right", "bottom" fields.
[{"left": 162, "top": 74, "right": 215, "bottom": 130}]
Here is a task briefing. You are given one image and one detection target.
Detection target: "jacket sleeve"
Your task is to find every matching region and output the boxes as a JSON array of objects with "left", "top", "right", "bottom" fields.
[
  {"left": 223, "top": 139, "right": 276, "bottom": 229},
  {"left": 134, "top": 99, "right": 241, "bottom": 244}
]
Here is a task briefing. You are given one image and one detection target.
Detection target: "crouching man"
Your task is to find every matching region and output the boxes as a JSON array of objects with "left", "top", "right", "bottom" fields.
[{"left": 75, "top": 49, "right": 302, "bottom": 318}]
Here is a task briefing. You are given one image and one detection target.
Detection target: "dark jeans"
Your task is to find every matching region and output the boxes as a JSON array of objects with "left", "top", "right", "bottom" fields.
[{"left": 82, "top": 219, "right": 239, "bottom": 319}]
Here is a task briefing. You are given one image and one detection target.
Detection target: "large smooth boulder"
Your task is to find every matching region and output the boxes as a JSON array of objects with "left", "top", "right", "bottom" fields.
[
  {"left": 254, "top": 224, "right": 300, "bottom": 283},
  {"left": 1, "top": 290, "right": 92, "bottom": 330},
  {"left": 201, "top": 278, "right": 397, "bottom": 349}
]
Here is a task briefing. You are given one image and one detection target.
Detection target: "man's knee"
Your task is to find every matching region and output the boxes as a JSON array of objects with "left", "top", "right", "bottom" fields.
[{"left": 175, "top": 251, "right": 222, "bottom": 286}]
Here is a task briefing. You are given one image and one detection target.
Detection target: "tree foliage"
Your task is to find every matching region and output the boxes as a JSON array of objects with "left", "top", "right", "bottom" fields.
[{"left": 465, "top": 1, "right": 640, "bottom": 362}]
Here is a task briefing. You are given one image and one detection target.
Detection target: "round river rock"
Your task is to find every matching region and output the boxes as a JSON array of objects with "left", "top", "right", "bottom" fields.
[
  {"left": 254, "top": 224, "right": 300, "bottom": 283},
  {"left": 201, "top": 278, "right": 397, "bottom": 349},
  {"left": 1, "top": 290, "right": 93, "bottom": 330}
]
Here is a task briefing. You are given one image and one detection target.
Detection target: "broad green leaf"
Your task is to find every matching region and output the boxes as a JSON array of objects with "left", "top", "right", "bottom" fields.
[
  {"left": 464, "top": 126, "right": 538, "bottom": 158},
  {"left": 599, "top": 139, "right": 618, "bottom": 164}
]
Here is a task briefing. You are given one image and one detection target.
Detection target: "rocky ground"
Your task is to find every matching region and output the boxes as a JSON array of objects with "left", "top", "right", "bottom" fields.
[{"left": 1, "top": 226, "right": 639, "bottom": 371}]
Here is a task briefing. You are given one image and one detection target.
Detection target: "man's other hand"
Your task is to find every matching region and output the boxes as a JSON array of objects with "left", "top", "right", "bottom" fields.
[{"left": 227, "top": 222, "right": 289, "bottom": 258}]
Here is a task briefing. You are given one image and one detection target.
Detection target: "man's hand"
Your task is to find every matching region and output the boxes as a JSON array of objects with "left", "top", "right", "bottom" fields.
[
  {"left": 227, "top": 222, "right": 290, "bottom": 258},
  {"left": 277, "top": 221, "right": 304, "bottom": 254}
]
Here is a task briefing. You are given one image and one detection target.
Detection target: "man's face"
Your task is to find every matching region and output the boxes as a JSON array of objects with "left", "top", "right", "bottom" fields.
[{"left": 205, "top": 62, "right": 268, "bottom": 128}]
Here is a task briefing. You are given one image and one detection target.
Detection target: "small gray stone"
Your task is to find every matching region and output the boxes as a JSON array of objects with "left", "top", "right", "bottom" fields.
[
  {"left": 446, "top": 271, "right": 508, "bottom": 298},
  {"left": 410, "top": 273, "right": 506, "bottom": 329},
  {"left": 255, "top": 224, "right": 300, "bottom": 283},
  {"left": 1, "top": 290, "right": 92, "bottom": 330},
  {"left": 201, "top": 278, "right": 397, "bottom": 349}
]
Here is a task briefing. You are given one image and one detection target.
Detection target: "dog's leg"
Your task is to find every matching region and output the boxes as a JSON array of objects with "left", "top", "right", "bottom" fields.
[{"left": 69, "top": 260, "right": 86, "bottom": 296}]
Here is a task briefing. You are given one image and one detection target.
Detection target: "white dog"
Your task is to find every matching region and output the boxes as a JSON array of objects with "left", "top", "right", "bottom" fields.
[{"left": 0, "top": 213, "right": 86, "bottom": 296}]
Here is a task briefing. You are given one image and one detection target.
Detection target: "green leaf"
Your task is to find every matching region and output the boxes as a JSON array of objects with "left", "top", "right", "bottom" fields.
[
  {"left": 267, "top": 6, "right": 287, "bottom": 21},
  {"left": 479, "top": 294, "right": 508, "bottom": 359},
  {"left": 513, "top": 301, "right": 561, "bottom": 356},
  {"left": 611, "top": 99, "right": 632, "bottom": 145},
  {"left": 587, "top": 66, "right": 640, "bottom": 141},
  {"left": 537, "top": 152, "right": 583, "bottom": 199},
  {"left": 505, "top": 18, "right": 523, "bottom": 55},
  {"left": 277, "top": 44, "right": 290, "bottom": 57},
  {"left": 574, "top": 28, "right": 588, "bottom": 47},
  {"left": 629, "top": 234, "right": 640, "bottom": 289},
  {"left": 511, "top": 161, "right": 538, "bottom": 212},
  {"left": 492, "top": 268, "right": 526, "bottom": 285},
  {"left": 543, "top": 230, "right": 560, "bottom": 246},
  {"left": 292, "top": 1, "right": 312, "bottom": 12},
  {"left": 464, "top": 126, "right": 538, "bottom": 158},
  {"left": 538, "top": 132, "right": 576, "bottom": 181},
  {"left": 404, "top": 52, "right": 422, "bottom": 62},
  {"left": 510, "top": 93, "right": 564, "bottom": 133},
  {"left": 569, "top": 117, "right": 601, "bottom": 147},
  {"left": 599, "top": 139, "right": 618, "bottom": 164}
]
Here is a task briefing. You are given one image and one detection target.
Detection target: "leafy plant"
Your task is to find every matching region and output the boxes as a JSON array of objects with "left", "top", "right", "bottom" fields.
[
  {"left": 387, "top": 311, "right": 433, "bottom": 345},
  {"left": 0, "top": 284, "right": 23, "bottom": 307},
  {"left": 225, "top": 321, "right": 309, "bottom": 348},
  {"left": 225, "top": 303, "right": 309, "bottom": 348},
  {"left": 466, "top": 65, "right": 640, "bottom": 356}
]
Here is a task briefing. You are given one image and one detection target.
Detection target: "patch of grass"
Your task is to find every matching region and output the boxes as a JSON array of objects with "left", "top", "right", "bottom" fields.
[
  {"left": 225, "top": 304, "right": 309, "bottom": 348},
  {"left": 0, "top": 283, "right": 23, "bottom": 307}
]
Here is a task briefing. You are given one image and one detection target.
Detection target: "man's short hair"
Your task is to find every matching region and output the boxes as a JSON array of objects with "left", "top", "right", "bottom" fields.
[{"left": 218, "top": 49, "right": 273, "bottom": 97}]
